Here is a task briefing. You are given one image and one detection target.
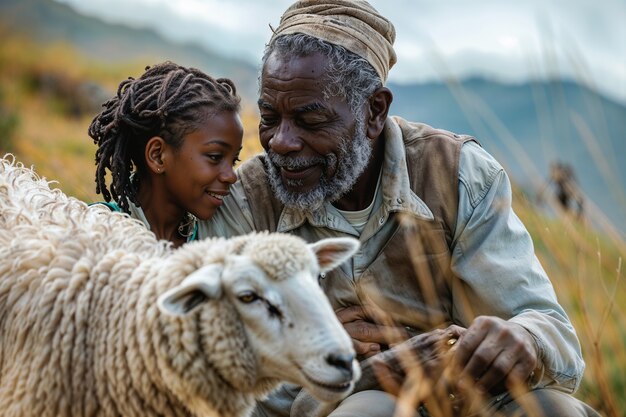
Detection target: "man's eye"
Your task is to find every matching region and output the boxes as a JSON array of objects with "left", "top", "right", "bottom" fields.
[
  {"left": 300, "top": 117, "right": 326, "bottom": 125},
  {"left": 260, "top": 116, "right": 277, "bottom": 126}
]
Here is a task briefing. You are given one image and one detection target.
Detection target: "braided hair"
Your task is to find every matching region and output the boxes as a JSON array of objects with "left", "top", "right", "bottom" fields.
[{"left": 88, "top": 61, "right": 241, "bottom": 213}]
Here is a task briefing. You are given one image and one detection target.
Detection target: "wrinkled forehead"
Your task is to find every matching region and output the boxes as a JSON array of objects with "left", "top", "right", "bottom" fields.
[
  {"left": 259, "top": 52, "right": 352, "bottom": 114},
  {"left": 262, "top": 51, "right": 330, "bottom": 84}
]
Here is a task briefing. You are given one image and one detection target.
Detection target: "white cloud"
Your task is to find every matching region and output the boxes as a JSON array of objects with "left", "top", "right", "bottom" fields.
[
  {"left": 497, "top": 36, "right": 520, "bottom": 50},
  {"left": 55, "top": 0, "right": 626, "bottom": 103}
]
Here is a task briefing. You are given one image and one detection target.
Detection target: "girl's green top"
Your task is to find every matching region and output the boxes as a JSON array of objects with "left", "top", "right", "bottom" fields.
[{"left": 89, "top": 201, "right": 198, "bottom": 242}]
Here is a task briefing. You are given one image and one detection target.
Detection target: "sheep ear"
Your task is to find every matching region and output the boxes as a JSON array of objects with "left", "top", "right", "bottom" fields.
[
  {"left": 309, "top": 237, "right": 360, "bottom": 273},
  {"left": 158, "top": 264, "right": 224, "bottom": 317}
]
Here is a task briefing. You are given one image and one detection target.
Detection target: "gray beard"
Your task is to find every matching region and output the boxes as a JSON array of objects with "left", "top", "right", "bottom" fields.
[{"left": 265, "top": 120, "right": 372, "bottom": 211}]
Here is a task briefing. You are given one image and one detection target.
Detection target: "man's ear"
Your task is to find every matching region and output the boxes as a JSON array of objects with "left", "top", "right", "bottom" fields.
[
  {"left": 145, "top": 136, "right": 166, "bottom": 174},
  {"left": 366, "top": 87, "right": 393, "bottom": 139}
]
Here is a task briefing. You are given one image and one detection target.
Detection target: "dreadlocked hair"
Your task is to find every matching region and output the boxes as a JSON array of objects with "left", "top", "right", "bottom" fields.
[{"left": 88, "top": 61, "right": 241, "bottom": 214}]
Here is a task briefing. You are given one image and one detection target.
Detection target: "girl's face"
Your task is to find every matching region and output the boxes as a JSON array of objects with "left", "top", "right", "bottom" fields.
[{"left": 162, "top": 110, "right": 243, "bottom": 220}]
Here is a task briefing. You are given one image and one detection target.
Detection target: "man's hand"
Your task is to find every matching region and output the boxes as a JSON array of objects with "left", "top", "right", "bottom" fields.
[
  {"left": 367, "top": 325, "right": 465, "bottom": 393},
  {"left": 335, "top": 305, "right": 411, "bottom": 358},
  {"left": 350, "top": 317, "right": 537, "bottom": 413},
  {"left": 452, "top": 316, "right": 538, "bottom": 396}
]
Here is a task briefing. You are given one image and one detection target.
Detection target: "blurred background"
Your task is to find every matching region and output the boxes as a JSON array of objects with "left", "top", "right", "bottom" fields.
[{"left": 0, "top": 0, "right": 624, "bottom": 415}]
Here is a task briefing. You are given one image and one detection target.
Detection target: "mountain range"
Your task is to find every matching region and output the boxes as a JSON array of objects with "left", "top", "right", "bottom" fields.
[{"left": 1, "top": 0, "right": 624, "bottom": 233}]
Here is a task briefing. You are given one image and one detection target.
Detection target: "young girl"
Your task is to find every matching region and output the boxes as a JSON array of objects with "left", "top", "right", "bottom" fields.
[{"left": 88, "top": 61, "right": 243, "bottom": 247}]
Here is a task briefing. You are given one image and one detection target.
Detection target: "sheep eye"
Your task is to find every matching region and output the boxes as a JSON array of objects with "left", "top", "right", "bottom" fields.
[{"left": 238, "top": 291, "right": 258, "bottom": 304}]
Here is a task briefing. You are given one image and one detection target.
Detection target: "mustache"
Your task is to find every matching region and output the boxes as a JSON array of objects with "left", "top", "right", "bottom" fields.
[{"left": 266, "top": 151, "right": 333, "bottom": 170}]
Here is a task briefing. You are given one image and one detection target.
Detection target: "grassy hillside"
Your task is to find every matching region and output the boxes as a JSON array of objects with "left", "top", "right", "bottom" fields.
[
  {"left": 513, "top": 191, "right": 625, "bottom": 416},
  {"left": 1, "top": 29, "right": 624, "bottom": 417}
]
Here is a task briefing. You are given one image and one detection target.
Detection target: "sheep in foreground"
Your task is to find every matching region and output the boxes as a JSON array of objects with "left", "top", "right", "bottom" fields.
[{"left": 0, "top": 155, "right": 361, "bottom": 417}]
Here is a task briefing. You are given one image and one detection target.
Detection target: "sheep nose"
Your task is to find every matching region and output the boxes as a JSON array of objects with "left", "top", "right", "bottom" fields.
[{"left": 326, "top": 352, "right": 354, "bottom": 377}]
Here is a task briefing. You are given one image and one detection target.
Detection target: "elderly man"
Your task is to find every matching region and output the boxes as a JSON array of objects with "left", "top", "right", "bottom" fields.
[{"left": 200, "top": 1, "right": 599, "bottom": 416}]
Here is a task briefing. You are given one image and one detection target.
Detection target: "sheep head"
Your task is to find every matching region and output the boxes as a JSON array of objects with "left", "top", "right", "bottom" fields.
[{"left": 158, "top": 233, "right": 361, "bottom": 404}]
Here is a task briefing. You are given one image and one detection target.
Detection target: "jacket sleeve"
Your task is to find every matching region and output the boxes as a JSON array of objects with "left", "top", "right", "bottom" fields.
[{"left": 450, "top": 141, "right": 585, "bottom": 391}]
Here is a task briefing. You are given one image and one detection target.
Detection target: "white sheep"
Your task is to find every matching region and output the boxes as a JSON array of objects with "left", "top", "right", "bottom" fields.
[{"left": 0, "top": 155, "right": 361, "bottom": 417}]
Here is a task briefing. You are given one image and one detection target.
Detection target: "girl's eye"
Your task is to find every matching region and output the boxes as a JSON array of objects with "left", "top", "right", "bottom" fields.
[
  {"left": 207, "top": 154, "right": 222, "bottom": 162},
  {"left": 232, "top": 156, "right": 241, "bottom": 167},
  {"left": 238, "top": 291, "right": 259, "bottom": 303}
]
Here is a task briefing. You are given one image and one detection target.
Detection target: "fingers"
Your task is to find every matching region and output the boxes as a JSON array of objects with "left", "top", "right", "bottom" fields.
[
  {"left": 452, "top": 316, "right": 538, "bottom": 395},
  {"left": 402, "top": 327, "right": 451, "bottom": 357},
  {"left": 335, "top": 305, "right": 369, "bottom": 324},
  {"left": 351, "top": 337, "right": 381, "bottom": 357},
  {"left": 445, "top": 324, "right": 466, "bottom": 340},
  {"left": 335, "top": 304, "right": 403, "bottom": 328},
  {"left": 343, "top": 319, "right": 382, "bottom": 342},
  {"left": 343, "top": 320, "right": 409, "bottom": 350},
  {"left": 470, "top": 346, "right": 513, "bottom": 394},
  {"left": 371, "top": 356, "right": 403, "bottom": 396},
  {"left": 453, "top": 317, "right": 492, "bottom": 370},
  {"left": 337, "top": 305, "right": 411, "bottom": 350}
]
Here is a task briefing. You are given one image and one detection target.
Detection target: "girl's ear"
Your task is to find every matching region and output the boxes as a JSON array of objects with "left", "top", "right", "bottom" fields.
[
  {"left": 145, "top": 136, "right": 166, "bottom": 174},
  {"left": 366, "top": 87, "right": 393, "bottom": 140}
]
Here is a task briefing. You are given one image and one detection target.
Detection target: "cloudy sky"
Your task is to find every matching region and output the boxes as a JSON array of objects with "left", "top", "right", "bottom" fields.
[{"left": 56, "top": 0, "right": 626, "bottom": 104}]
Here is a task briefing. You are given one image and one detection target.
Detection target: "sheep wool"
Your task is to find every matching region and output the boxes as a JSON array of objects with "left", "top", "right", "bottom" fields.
[{"left": 0, "top": 155, "right": 360, "bottom": 417}]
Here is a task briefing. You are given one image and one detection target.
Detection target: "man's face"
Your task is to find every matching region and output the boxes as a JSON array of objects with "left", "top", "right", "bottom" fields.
[{"left": 258, "top": 51, "right": 372, "bottom": 210}]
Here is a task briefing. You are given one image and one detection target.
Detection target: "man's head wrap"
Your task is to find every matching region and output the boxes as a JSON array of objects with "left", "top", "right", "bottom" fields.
[{"left": 270, "top": 0, "right": 397, "bottom": 83}]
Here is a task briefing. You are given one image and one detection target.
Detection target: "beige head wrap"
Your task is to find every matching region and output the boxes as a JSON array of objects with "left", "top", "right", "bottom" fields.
[{"left": 270, "top": 0, "right": 397, "bottom": 83}]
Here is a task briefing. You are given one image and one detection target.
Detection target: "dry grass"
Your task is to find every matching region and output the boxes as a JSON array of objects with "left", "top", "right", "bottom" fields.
[{"left": 517, "top": 195, "right": 625, "bottom": 417}]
